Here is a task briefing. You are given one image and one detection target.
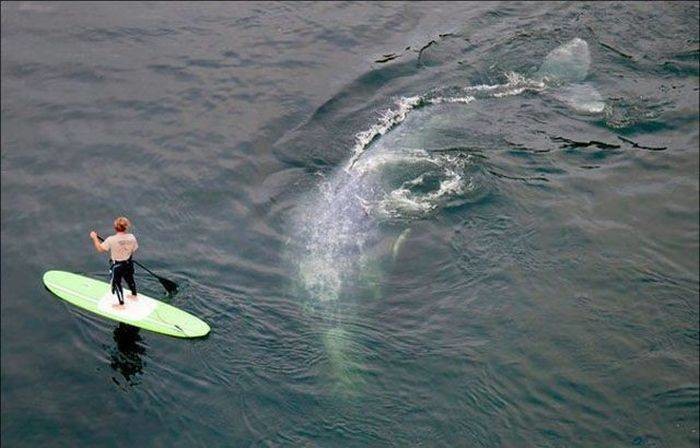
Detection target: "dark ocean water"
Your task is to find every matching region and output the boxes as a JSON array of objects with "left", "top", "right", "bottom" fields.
[{"left": 1, "top": 2, "right": 698, "bottom": 447}]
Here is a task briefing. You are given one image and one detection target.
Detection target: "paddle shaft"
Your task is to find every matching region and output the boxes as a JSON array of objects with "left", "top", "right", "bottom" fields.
[{"left": 96, "top": 234, "right": 177, "bottom": 294}]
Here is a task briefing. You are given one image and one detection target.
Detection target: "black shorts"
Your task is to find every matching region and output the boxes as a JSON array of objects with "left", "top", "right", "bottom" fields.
[{"left": 110, "top": 258, "right": 137, "bottom": 304}]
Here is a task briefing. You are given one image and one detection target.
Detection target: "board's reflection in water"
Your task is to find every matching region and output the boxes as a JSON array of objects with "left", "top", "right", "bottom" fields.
[{"left": 109, "top": 323, "right": 145, "bottom": 386}]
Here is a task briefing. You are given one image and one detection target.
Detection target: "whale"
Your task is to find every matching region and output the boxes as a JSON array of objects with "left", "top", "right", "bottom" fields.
[{"left": 292, "top": 38, "right": 606, "bottom": 391}]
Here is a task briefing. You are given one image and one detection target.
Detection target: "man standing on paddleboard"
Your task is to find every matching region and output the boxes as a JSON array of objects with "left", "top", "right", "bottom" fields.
[{"left": 89, "top": 217, "right": 139, "bottom": 309}]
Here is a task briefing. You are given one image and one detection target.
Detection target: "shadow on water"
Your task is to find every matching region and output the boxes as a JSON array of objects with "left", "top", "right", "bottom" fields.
[{"left": 108, "top": 323, "right": 146, "bottom": 387}]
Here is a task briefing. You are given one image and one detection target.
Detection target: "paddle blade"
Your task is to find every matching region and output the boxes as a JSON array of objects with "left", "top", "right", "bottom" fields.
[
  {"left": 130, "top": 259, "right": 178, "bottom": 295},
  {"left": 158, "top": 276, "right": 178, "bottom": 295}
]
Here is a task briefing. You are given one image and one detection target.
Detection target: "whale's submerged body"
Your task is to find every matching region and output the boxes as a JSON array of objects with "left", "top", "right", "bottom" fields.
[{"left": 292, "top": 38, "right": 606, "bottom": 391}]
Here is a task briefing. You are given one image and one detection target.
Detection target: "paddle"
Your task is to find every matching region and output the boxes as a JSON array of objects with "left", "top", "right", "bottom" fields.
[{"left": 97, "top": 234, "right": 178, "bottom": 294}]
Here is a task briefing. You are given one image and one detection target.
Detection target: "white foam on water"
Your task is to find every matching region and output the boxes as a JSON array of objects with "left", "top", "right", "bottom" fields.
[
  {"left": 346, "top": 96, "right": 422, "bottom": 170},
  {"left": 426, "top": 96, "right": 476, "bottom": 105},
  {"left": 352, "top": 149, "right": 440, "bottom": 174},
  {"left": 355, "top": 151, "right": 473, "bottom": 218},
  {"left": 493, "top": 75, "right": 546, "bottom": 97}
]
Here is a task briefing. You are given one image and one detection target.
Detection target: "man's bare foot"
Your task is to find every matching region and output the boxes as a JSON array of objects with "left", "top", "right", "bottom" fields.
[
  {"left": 127, "top": 294, "right": 138, "bottom": 301},
  {"left": 112, "top": 302, "right": 125, "bottom": 310}
]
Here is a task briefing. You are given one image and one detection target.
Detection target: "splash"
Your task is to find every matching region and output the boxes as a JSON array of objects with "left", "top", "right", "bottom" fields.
[
  {"left": 346, "top": 96, "right": 424, "bottom": 170},
  {"left": 352, "top": 150, "right": 475, "bottom": 219}
]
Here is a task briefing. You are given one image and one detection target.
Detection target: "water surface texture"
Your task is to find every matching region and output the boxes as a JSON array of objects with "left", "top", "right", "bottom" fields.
[{"left": 2, "top": 2, "right": 699, "bottom": 447}]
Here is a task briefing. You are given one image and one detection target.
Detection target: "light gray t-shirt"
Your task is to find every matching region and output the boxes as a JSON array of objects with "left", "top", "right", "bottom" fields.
[{"left": 100, "top": 233, "right": 138, "bottom": 261}]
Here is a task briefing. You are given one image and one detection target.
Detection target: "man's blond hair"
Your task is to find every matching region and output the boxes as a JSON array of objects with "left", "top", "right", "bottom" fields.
[{"left": 114, "top": 216, "right": 131, "bottom": 232}]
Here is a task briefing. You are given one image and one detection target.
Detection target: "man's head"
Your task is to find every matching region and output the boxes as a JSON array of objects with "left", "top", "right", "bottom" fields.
[{"left": 114, "top": 216, "right": 131, "bottom": 232}]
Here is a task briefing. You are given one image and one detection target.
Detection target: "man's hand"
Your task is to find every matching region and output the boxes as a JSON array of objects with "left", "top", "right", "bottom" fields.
[{"left": 90, "top": 231, "right": 107, "bottom": 253}]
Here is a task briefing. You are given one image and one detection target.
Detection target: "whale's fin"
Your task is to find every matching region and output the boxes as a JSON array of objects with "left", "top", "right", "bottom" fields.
[
  {"left": 537, "top": 37, "right": 591, "bottom": 83},
  {"left": 392, "top": 228, "right": 412, "bottom": 261},
  {"left": 553, "top": 83, "right": 606, "bottom": 114},
  {"left": 537, "top": 38, "right": 605, "bottom": 114}
]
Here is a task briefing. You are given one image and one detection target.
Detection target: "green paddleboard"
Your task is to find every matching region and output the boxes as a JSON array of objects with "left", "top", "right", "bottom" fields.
[{"left": 43, "top": 270, "right": 210, "bottom": 338}]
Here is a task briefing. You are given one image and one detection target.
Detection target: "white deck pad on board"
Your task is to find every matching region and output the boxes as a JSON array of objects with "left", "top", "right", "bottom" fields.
[{"left": 97, "top": 293, "right": 157, "bottom": 320}]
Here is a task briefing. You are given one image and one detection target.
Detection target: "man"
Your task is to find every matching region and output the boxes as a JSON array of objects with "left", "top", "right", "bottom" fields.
[{"left": 89, "top": 217, "right": 139, "bottom": 309}]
